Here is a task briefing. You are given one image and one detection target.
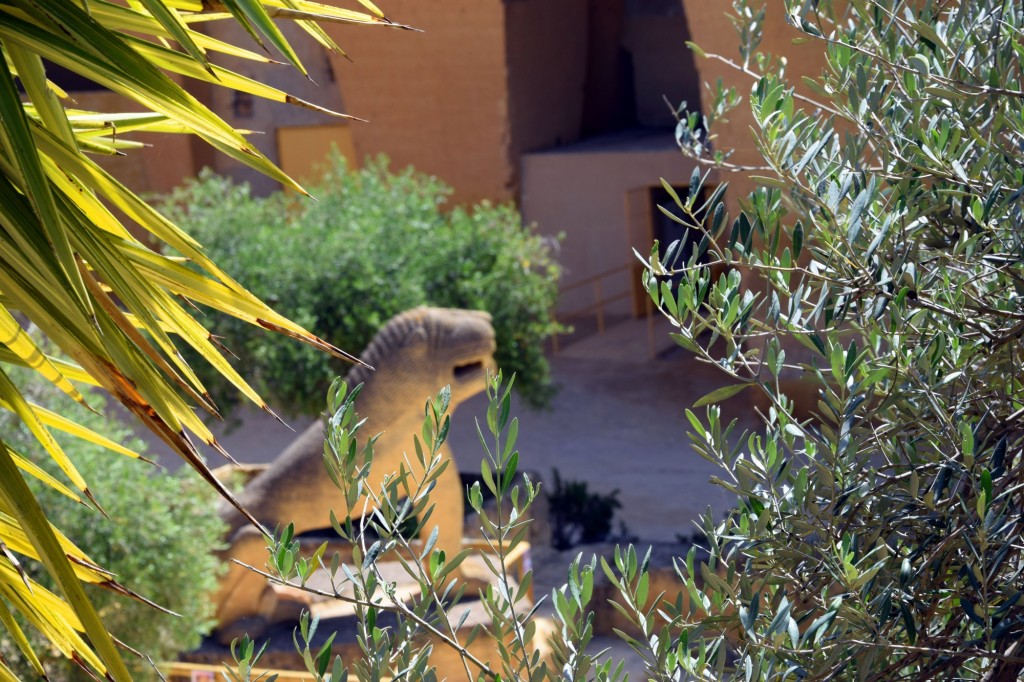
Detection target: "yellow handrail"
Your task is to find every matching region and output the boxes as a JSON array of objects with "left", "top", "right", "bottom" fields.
[{"left": 551, "top": 262, "right": 659, "bottom": 357}]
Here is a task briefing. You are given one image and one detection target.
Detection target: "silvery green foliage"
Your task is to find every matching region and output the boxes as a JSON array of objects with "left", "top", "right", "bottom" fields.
[
  {"left": 225, "top": 3, "right": 1024, "bottom": 679},
  {"left": 228, "top": 374, "right": 644, "bottom": 681},
  {"left": 643, "top": 0, "right": 1024, "bottom": 679}
]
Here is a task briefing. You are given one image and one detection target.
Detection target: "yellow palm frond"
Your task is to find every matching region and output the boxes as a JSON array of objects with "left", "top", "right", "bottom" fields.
[{"left": 0, "top": 0, "right": 407, "bottom": 674}]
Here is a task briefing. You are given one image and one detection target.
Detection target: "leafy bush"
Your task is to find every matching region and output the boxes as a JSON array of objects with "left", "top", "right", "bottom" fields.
[
  {"left": 640, "top": 0, "right": 1024, "bottom": 678},
  {"left": 547, "top": 468, "right": 622, "bottom": 550},
  {"left": 0, "top": 367, "right": 224, "bottom": 679},
  {"left": 162, "top": 157, "right": 562, "bottom": 416}
]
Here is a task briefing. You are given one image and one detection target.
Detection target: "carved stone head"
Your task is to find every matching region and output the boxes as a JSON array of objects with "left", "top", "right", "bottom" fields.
[{"left": 350, "top": 307, "right": 497, "bottom": 408}]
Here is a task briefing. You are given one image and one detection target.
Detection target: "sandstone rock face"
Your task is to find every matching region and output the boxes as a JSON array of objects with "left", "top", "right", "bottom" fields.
[{"left": 213, "top": 307, "right": 497, "bottom": 634}]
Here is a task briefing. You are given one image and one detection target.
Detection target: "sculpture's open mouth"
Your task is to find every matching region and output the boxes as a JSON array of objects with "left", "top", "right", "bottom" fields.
[
  {"left": 449, "top": 330, "right": 497, "bottom": 389},
  {"left": 453, "top": 359, "right": 487, "bottom": 381}
]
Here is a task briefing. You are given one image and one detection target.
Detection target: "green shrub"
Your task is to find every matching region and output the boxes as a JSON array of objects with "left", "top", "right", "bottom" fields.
[
  {"left": 0, "top": 367, "right": 224, "bottom": 679},
  {"left": 547, "top": 468, "right": 622, "bottom": 550},
  {"left": 647, "top": 0, "right": 1024, "bottom": 678},
  {"left": 162, "top": 157, "right": 562, "bottom": 416}
]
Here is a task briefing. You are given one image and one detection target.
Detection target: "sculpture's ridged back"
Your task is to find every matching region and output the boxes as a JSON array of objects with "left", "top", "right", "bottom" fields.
[
  {"left": 230, "top": 306, "right": 494, "bottom": 526},
  {"left": 342, "top": 307, "right": 432, "bottom": 388}
]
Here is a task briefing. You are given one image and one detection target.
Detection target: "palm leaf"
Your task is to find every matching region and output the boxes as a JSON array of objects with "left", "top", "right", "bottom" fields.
[
  {"left": 5, "top": 42, "right": 77, "bottom": 146},
  {"left": 221, "top": 0, "right": 307, "bottom": 74},
  {"left": 0, "top": 0, "right": 410, "bottom": 672},
  {"left": 8, "top": 445, "right": 84, "bottom": 503},
  {"left": 136, "top": 0, "right": 212, "bottom": 72},
  {"left": 279, "top": 0, "right": 344, "bottom": 55},
  {"left": 0, "top": 368, "right": 88, "bottom": 495},
  {"left": 0, "top": 5, "right": 307, "bottom": 193},
  {"left": 0, "top": 348, "right": 97, "bottom": 386},
  {"left": 0, "top": 596, "right": 46, "bottom": 678},
  {"left": 0, "top": 443, "right": 128, "bottom": 679},
  {"left": 0, "top": 306, "right": 90, "bottom": 409},
  {"left": 353, "top": 0, "right": 385, "bottom": 18},
  {"left": 182, "top": 0, "right": 412, "bottom": 28},
  {"left": 118, "top": 239, "right": 364, "bottom": 364},
  {"left": 0, "top": 558, "right": 107, "bottom": 674},
  {"left": 126, "top": 35, "right": 361, "bottom": 120},
  {"left": 0, "top": 56, "right": 89, "bottom": 315},
  {"left": 87, "top": 0, "right": 275, "bottom": 62},
  {"left": 0, "top": 400, "right": 143, "bottom": 460}
]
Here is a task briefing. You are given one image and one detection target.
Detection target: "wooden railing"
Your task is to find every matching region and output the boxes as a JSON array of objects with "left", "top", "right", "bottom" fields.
[{"left": 550, "top": 263, "right": 659, "bottom": 358}]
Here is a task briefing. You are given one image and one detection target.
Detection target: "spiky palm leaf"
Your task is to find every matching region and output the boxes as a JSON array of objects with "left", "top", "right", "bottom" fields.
[{"left": 0, "top": 0, "right": 407, "bottom": 677}]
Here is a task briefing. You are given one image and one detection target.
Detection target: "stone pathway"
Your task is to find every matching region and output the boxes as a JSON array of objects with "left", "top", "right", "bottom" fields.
[{"left": 136, "top": 317, "right": 746, "bottom": 545}]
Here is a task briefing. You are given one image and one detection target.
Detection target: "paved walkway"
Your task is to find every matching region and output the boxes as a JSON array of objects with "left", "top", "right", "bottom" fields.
[
  {"left": 136, "top": 317, "right": 746, "bottom": 544},
  {"left": 447, "top": 357, "right": 738, "bottom": 543}
]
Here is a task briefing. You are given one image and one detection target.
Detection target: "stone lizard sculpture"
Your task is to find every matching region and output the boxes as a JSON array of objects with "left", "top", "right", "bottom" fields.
[{"left": 213, "top": 307, "right": 496, "bottom": 636}]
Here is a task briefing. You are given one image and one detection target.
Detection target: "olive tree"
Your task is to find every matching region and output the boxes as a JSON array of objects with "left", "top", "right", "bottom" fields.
[{"left": 643, "top": 0, "right": 1024, "bottom": 679}]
